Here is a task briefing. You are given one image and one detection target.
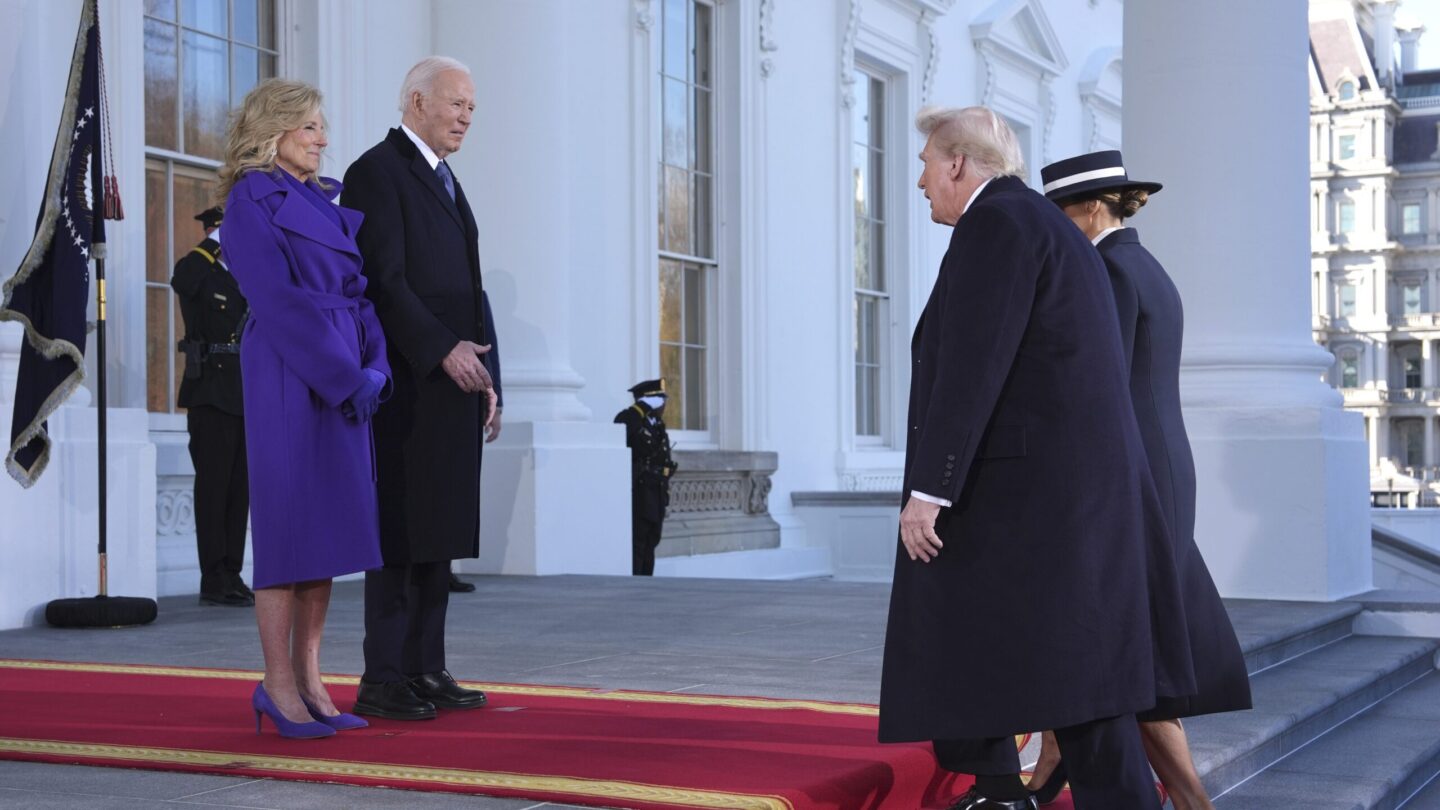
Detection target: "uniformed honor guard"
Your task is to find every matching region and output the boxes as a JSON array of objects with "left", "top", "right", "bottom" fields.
[
  {"left": 614, "top": 380, "right": 678, "bottom": 576},
  {"left": 171, "top": 205, "right": 253, "bottom": 607}
]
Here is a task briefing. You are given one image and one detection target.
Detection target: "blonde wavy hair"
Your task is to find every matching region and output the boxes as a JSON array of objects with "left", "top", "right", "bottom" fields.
[
  {"left": 915, "top": 105, "right": 1025, "bottom": 180},
  {"left": 216, "top": 78, "right": 327, "bottom": 203}
]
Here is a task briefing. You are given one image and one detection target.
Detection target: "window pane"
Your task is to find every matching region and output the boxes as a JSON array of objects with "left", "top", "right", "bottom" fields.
[
  {"left": 662, "top": 78, "right": 688, "bottom": 168},
  {"left": 659, "top": 260, "right": 682, "bottom": 343},
  {"left": 181, "top": 0, "right": 228, "bottom": 35},
  {"left": 1342, "top": 360, "right": 1358, "bottom": 388},
  {"left": 1405, "top": 285, "right": 1422, "bottom": 315},
  {"left": 144, "top": 19, "right": 179, "bottom": 150},
  {"left": 684, "top": 264, "right": 704, "bottom": 345},
  {"left": 870, "top": 147, "right": 885, "bottom": 222},
  {"left": 692, "top": 174, "right": 712, "bottom": 259},
  {"left": 145, "top": 164, "right": 169, "bottom": 283},
  {"left": 856, "top": 296, "right": 877, "bottom": 364},
  {"left": 684, "top": 346, "right": 706, "bottom": 430},
  {"left": 852, "top": 72, "right": 870, "bottom": 148},
  {"left": 854, "top": 213, "right": 871, "bottom": 291},
  {"left": 145, "top": 0, "right": 176, "bottom": 20},
  {"left": 871, "top": 222, "right": 886, "bottom": 292},
  {"left": 1339, "top": 203, "right": 1355, "bottom": 234},
  {"left": 233, "top": 0, "right": 259, "bottom": 44},
  {"left": 869, "top": 77, "right": 885, "bottom": 147},
  {"left": 664, "top": 165, "right": 691, "bottom": 255},
  {"left": 693, "top": 2, "right": 712, "bottom": 89},
  {"left": 853, "top": 143, "right": 871, "bottom": 220},
  {"left": 656, "top": 168, "right": 667, "bottom": 249},
  {"left": 232, "top": 44, "right": 259, "bottom": 105},
  {"left": 258, "top": 51, "right": 277, "bottom": 82},
  {"left": 1339, "top": 285, "right": 1356, "bottom": 316},
  {"left": 146, "top": 286, "right": 173, "bottom": 413},
  {"left": 693, "top": 87, "right": 712, "bottom": 173},
  {"left": 1403, "top": 205, "right": 1422, "bottom": 234},
  {"left": 662, "top": 0, "right": 687, "bottom": 80},
  {"left": 256, "top": 0, "right": 275, "bottom": 49},
  {"left": 1339, "top": 134, "right": 1355, "bottom": 160},
  {"left": 182, "top": 31, "right": 229, "bottom": 159},
  {"left": 172, "top": 167, "right": 217, "bottom": 262},
  {"left": 660, "top": 344, "right": 683, "bottom": 430}
]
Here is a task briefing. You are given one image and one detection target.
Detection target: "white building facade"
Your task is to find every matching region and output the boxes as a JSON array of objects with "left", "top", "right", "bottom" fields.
[
  {"left": 0, "top": 0, "right": 1371, "bottom": 628},
  {"left": 1311, "top": 0, "right": 1440, "bottom": 505}
]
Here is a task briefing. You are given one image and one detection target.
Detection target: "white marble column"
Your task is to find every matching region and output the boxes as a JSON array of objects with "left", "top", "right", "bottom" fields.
[
  {"left": 431, "top": 0, "right": 631, "bottom": 576},
  {"left": 1426, "top": 416, "right": 1436, "bottom": 470},
  {"left": 1423, "top": 339, "right": 1434, "bottom": 391},
  {"left": 1125, "top": 0, "right": 1371, "bottom": 599}
]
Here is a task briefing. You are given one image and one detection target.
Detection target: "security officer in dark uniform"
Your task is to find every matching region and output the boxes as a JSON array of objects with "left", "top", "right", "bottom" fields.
[
  {"left": 614, "top": 380, "right": 678, "bottom": 576},
  {"left": 171, "top": 206, "right": 253, "bottom": 607}
]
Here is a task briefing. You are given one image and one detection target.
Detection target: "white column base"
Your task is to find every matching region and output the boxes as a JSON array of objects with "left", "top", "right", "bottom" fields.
[
  {"left": 0, "top": 403, "right": 157, "bottom": 629},
  {"left": 463, "top": 420, "right": 631, "bottom": 576},
  {"left": 1189, "top": 403, "right": 1371, "bottom": 601}
]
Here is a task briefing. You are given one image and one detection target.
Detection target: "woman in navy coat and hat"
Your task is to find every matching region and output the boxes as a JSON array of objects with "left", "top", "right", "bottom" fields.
[
  {"left": 1027, "top": 151, "right": 1252, "bottom": 809},
  {"left": 217, "top": 79, "right": 390, "bottom": 739}
]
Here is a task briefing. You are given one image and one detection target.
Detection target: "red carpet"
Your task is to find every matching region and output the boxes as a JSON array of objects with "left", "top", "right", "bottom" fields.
[{"left": 0, "top": 659, "right": 1069, "bottom": 809}]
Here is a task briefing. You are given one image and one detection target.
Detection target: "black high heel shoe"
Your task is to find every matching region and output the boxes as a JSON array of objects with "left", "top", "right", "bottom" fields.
[{"left": 1028, "top": 760, "right": 1067, "bottom": 806}]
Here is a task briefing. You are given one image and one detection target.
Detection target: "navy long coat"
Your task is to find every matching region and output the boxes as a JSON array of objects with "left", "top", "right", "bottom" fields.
[
  {"left": 878, "top": 177, "right": 1196, "bottom": 742},
  {"left": 341, "top": 129, "right": 489, "bottom": 564},
  {"left": 1099, "top": 228, "right": 1251, "bottom": 720},
  {"left": 222, "top": 169, "right": 389, "bottom": 588}
]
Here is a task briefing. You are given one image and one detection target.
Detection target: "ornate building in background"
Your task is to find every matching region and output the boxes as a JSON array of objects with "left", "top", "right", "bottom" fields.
[{"left": 1312, "top": 0, "right": 1440, "bottom": 504}]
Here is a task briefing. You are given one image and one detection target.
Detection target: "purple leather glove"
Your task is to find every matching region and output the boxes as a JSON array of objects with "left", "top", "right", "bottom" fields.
[{"left": 342, "top": 368, "right": 387, "bottom": 422}]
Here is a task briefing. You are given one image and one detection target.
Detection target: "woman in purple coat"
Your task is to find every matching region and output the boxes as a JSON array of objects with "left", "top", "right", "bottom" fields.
[{"left": 217, "top": 79, "right": 389, "bottom": 739}]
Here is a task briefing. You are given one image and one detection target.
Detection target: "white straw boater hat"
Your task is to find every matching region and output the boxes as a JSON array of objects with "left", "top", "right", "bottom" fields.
[{"left": 1039, "top": 150, "right": 1162, "bottom": 202}]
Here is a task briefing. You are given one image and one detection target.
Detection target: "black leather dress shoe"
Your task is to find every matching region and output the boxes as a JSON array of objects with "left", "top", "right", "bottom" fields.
[
  {"left": 448, "top": 573, "right": 476, "bottom": 593},
  {"left": 353, "top": 679, "right": 437, "bottom": 720},
  {"left": 947, "top": 787, "right": 1038, "bottom": 810},
  {"left": 409, "top": 670, "right": 487, "bottom": 709},
  {"left": 229, "top": 577, "right": 255, "bottom": 600},
  {"left": 199, "top": 589, "right": 253, "bottom": 607}
]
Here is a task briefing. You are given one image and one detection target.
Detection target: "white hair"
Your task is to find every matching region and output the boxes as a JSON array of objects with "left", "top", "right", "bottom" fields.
[
  {"left": 397, "top": 56, "right": 472, "bottom": 115},
  {"left": 915, "top": 105, "right": 1025, "bottom": 179}
]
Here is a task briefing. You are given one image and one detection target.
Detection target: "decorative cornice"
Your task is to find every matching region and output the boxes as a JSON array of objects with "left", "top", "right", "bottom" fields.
[
  {"left": 920, "top": 9, "right": 941, "bottom": 106},
  {"left": 634, "top": 0, "right": 653, "bottom": 32},
  {"left": 759, "top": 0, "right": 778, "bottom": 78},
  {"left": 840, "top": 0, "right": 860, "bottom": 108}
]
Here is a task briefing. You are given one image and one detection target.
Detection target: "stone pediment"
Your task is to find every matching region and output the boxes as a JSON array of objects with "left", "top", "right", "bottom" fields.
[{"left": 970, "top": 0, "right": 1068, "bottom": 78}]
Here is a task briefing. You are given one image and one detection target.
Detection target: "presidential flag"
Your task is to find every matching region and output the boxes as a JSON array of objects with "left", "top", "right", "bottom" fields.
[{"left": 0, "top": 0, "right": 106, "bottom": 487}]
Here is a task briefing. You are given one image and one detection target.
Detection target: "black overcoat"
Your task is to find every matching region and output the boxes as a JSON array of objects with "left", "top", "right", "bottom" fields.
[
  {"left": 878, "top": 177, "right": 1196, "bottom": 742},
  {"left": 1099, "top": 228, "right": 1251, "bottom": 720},
  {"left": 341, "top": 129, "right": 488, "bottom": 564}
]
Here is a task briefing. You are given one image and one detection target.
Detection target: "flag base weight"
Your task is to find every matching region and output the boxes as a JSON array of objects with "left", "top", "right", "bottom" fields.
[{"left": 45, "top": 595, "right": 157, "bottom": 628}]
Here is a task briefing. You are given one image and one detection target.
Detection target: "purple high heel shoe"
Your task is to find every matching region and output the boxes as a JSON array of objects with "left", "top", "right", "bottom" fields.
[
  {"left": 252, "top": 683, "right": 335, "bottom": 739},
  {"left": 301, "top": 695, "right": 369, "bottom": 731}
]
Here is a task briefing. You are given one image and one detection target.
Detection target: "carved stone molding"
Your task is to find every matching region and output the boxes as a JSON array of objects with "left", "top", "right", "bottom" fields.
[
  {"left": 840, "top": 471, "right": 905, "bottom": 492},
  {"left": 746, "top": 474, "right": 773, "bottom": 514},
  {"left": 840, "top": 0, "right": 860, "bottom": 108},
  {"left": 156, "top": 480, "right": 195, "bottom": 537},
  {"left": 661, "top": 450, "right": 781, "bottom": 557},
  {"left": 634, "top": 0, "right": 653, "bottom": 32},
  {"left": 1041, "top": 74, "right": 1057, "bottom": 163},
  {"left": 759, "top": 0, "right": 778, "bottom": 77},
  {"left": 920, "top": 9, "right": 940, "bottom": 106}
]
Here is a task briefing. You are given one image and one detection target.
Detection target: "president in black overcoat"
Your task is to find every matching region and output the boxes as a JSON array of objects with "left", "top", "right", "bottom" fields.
[
  {"left": 878, "top": 106, "right": 1195, "bottom": 810},
  {"left": 341, "top": 57, "right": 496, "bottom": 721}
]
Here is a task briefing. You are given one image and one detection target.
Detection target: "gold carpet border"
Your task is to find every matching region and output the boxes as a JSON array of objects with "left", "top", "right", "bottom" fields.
[
  {"left": 0, "top": 738, "right": 792, "bottom": 810},
  {"left": 0, "top": 659, "right": 876, "bottom": 717}
]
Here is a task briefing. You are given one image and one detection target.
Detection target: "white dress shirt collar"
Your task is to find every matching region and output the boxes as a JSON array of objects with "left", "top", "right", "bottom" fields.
[
  {"left": 400, "top": 123, "right": 442, "bottom": 170},
  {"left": 962, "top": 177, "right": 995, "bottom": 216},
  {"left": 1092, "top": 226, "right": 1126, "bottom": 246}
]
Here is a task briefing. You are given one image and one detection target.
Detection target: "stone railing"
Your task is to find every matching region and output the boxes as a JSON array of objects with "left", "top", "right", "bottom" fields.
[
  {"left": 1342, "top": 388, "right": 1440, "bottom": 405},
  {"left": 659, "top": 450, "right": 780, "bottom": 557},
  {"left": 1390, "top": 313, "right": 1440, "bottom": 329}
]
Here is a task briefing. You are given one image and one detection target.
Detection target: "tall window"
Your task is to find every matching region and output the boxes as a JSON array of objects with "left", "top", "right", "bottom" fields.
[
  {"left": 1406, "top": 356, "right": 1422, "bottom": 389},
  {"left": 1340, "top": 353, "right": 1359, "bottom": 388},
  {"left": 1402, "top": 420, "right": 1424, "bottom": 467},
  {"left": 1338, "top": 201, "right": 1356, "bottom": 235},
  {"left": 1338, "top": 134, "right": 1356, "bottom": 160},
  {"left": 853, "top": 70, "right": 887, "bottom": 437},
  {"left": 1338, "top": 80, "right": 1356, "bottom": 100},
  {"left": 1402, "top": 203, "right": 1422, "bottom": 235},
  {"left": 657, "top": 0, "right": 714, "bottom": 432},
  {"left": 1338, "top": 283, "right": 1357, "bottom": 318},
  {"left": 1405, "top": 283, "right": 1423, "bottom": 316},
  {"left": 144, "top": 0, "right": 276, "bottom": 413}
]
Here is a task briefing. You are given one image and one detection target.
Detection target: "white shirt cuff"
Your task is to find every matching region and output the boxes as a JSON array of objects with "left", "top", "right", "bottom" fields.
[{"left": 909, "top": 490, "right": 952, "bottom": 508}]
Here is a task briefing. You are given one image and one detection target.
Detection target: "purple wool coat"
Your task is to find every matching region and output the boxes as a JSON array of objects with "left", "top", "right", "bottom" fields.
[{"left": 222, "top": 169, "right": 390, "bottom": 588}]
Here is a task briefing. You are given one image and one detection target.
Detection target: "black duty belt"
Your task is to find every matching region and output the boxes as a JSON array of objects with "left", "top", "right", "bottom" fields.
[{"left": 206, "top": 343, "right": 240, "bottom": 355}]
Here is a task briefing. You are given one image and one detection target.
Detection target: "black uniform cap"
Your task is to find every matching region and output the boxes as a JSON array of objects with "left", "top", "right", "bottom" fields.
[
  {"left": 195, "top": 206, "right": 224, "bottom": 230},
  {"left": 628, "top": 379, "right": 666, "bottom": 399}
]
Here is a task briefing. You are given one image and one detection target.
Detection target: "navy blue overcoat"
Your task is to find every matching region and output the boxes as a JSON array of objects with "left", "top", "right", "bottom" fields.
[{"left": 879, "top": 177, "right": 1196, "bottom": 742}]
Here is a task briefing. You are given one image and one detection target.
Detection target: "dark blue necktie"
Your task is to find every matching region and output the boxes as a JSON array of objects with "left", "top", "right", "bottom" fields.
[{"left": 435, "top": 160, "right": 456, "bottom": 202}]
